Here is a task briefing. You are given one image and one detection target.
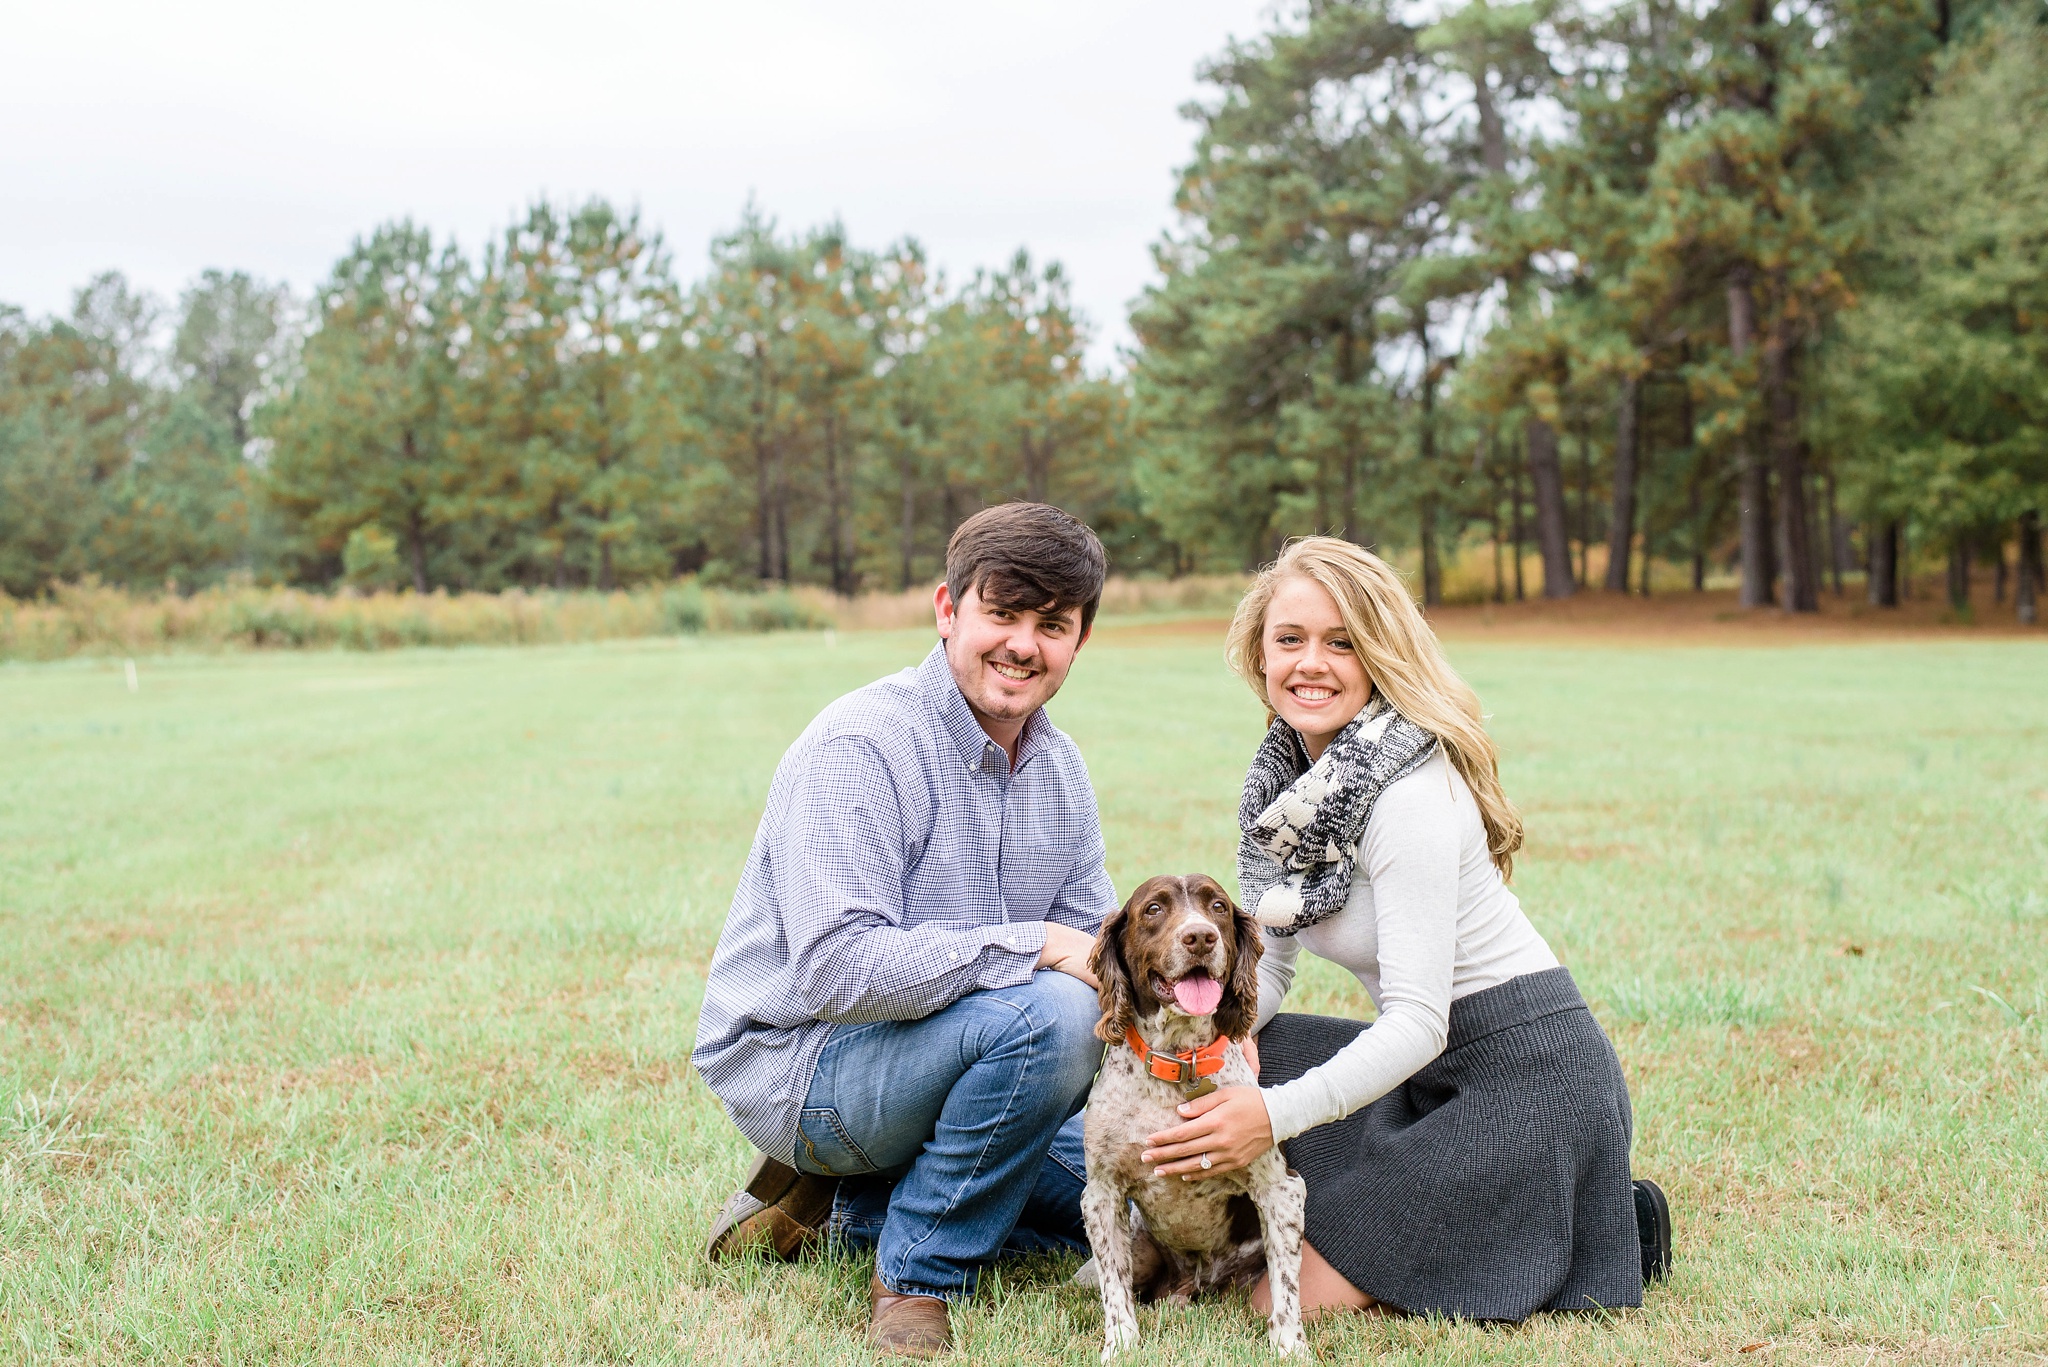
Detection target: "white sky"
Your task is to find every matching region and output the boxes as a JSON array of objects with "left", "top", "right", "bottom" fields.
[{"left": 2, "top": 0, "right": 1276, "bottom": 367}]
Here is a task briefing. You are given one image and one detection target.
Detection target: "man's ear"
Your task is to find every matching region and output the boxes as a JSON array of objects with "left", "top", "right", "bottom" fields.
[
  {"left": 1089, "top": 898, "right": 1137, "bottom": 1044},
  {"left": 1215, "top": 894, "right": 1265, "bottom": 1042},
  {"left": 933, "top": 582, "right": 956, "bottom": 639}
]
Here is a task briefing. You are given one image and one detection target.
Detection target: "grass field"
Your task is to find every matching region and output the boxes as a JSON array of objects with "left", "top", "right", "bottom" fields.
[{"left": 3, "top": 624, "right": 2045, "bottom": 1365}]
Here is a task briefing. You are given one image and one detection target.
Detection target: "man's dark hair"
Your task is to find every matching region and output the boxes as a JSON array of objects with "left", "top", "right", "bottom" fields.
[{"left": 945, "top": 502, "right": 1108, "bottom": 635}]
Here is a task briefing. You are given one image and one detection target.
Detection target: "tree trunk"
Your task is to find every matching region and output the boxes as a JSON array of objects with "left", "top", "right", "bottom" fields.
[
  {"left": 752, "top": 355, "right": 775, "bottom": 582},
  {"left": 1946, "top": 540, "right": 1971, "bottom": 612},
  {"left": 1825, "top": 468, "right": 1848, "bottom": 595},
  {"left": 1727, "top": 269, "right": 1773, "bottom": 607},
  {"left": 1993, "top": 535, "right": 2008, "bottom": 604},
  {"left": 1604, "top": 376, "right": 1641, "bottom": 592},
  {"left": 399, "top": 428, "right": 430, "bottom": 594},
  {"left": 1511, "top": 440, "right": 1527, "bottom": 602},
  {"left": 1525, "top": 418, "right": 1575, "bottom": 598},
  {"left": 404, "top": 508, "right": 429, "bottom": 595},
  {"left": 899, "top": 444, "right": 916, "bottom": 591},
  {"left": 824, "top": 412, "right": 850, "bottom": 596},
  {"left": 1336, "top": 325, "right": 1362, "bottom": 544},
  {"left": 1682, "top": 367, "right": 1706, "bottom": 592},
  {"left": 2017, "top": 510, "right": 2041, "bottom": 624},
  {"left": 773, "top": 451, "right": 791, "bottom": 585},
  {"left": 1417, "top": 330, "right": 1442, "bottom": 606},
  {"left": 1490, "top": 437, "right": 1506, "bottom": 604},
  {"left": 1804, "top": 466, "right": 1825, "bottom": 602},
  {"left": 1764, "top": 320, "right": 1817, "bottom": 612},
  {"left": 1576, "top": 428, "right": 1593, "bottom": 587},
  {"left": 1867, "top": 520, "right": 1899, "bottom": 607},
  {"left": 1420, "top": 496, "right": 1442, "bottom": 607}
]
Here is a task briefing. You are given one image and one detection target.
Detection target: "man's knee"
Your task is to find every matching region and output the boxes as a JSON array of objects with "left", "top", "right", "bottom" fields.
[{"left": 1016, "top": 969, "right": 1106, "bottom": 1096}]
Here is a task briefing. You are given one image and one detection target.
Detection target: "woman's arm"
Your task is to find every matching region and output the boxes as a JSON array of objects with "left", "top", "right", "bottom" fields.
[
  {"left": 1253, "top": 926, "right": 1298, "bottom": 1035},
  {"left": 1258, "top": 767, "right": 1459, "bottom": 1143},
  {"left": 1144, "top": 765, "right": 1461, "bottom": 1178}
]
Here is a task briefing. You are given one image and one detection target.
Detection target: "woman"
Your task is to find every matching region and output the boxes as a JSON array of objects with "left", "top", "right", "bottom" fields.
[{"left": 1139, "top": 537, "right": 1671, "bottom": 1321}]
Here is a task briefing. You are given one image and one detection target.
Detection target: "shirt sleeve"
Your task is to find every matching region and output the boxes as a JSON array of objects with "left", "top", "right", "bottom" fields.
[
  {"left": 773, "top": 735, "right": 1046, "bottom": 1024},
  {"left": 1046, "top": 805, "right": 1115, "bottom": 933},
  {"left": 1259, "top": 766, "right": 1458, "bottom": 1143},
  {"left": 1254, "top": 927, "right": 1298, "bottom": 1034}
]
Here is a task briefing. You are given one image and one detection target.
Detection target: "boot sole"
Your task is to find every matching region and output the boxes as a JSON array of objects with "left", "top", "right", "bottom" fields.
[
  {"left": 1634, "top": 1178, "right": 1673, "bottom": 1284},
  {"left": 705, "top": 1152, "right": 838, "bottom": 1262}
]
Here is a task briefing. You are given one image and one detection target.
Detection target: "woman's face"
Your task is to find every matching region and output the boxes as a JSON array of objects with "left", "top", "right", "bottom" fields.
[{"left": 1262, "top": 575, "right": 1373, "bottom": 761}]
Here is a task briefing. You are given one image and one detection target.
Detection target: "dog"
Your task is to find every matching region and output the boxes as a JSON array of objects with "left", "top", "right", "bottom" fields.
[{"left": 1080, "top": 874, "right": 1307, "bottom": 1359}]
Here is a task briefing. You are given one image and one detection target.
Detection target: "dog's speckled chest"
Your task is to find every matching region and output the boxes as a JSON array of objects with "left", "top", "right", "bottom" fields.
[{"left": 1084, "top": 1040, "right": 1262, "bottom": 1252}]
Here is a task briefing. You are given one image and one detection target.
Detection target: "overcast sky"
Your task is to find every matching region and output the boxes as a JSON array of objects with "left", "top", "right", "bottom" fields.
[{"left": 4, "top": 0, "right": 1276, "bottom": 366}]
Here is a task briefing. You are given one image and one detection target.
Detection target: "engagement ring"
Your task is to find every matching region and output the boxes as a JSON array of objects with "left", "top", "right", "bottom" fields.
[{"left": 1199, "top": 1153, "right": 1213, "bottom": 1169}]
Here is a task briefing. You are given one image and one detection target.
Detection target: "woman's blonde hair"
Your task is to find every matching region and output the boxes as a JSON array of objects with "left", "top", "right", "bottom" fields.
[{"left": 1225, "top": 536, "right": 1524, "bottom": 879}]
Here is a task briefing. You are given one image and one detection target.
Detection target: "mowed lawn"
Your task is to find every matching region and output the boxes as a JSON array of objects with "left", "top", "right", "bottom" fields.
[{"left": 1, "top": 626, "right": 2044, "bottom": 1366}]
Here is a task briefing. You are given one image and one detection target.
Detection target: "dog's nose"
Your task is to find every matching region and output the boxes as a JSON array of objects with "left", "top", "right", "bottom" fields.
[{"left": 1181, "top": 924, "right": 1219, "bottom": 955}]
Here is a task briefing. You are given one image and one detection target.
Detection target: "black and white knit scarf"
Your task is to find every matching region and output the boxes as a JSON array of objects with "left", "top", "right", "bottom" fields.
[{"left": 1236, "top": 698, "right": 1440, "bottom": 935}]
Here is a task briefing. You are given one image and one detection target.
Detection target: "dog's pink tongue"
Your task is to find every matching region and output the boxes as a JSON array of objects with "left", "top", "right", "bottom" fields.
[{"left": 1172, "top": 973, "right": 1224, "bottom": 1016}]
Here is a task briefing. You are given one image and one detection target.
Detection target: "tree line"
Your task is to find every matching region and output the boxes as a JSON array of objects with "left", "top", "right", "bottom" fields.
[
  {"left": 1132, "top": 0, "right": 2046, "bottom": 621},
  {"left": 0, "top": 205, "right": 1132, "bottom": 599},
  {"left": 3, "top": 0, "right": 2044, "bottom": 621}
]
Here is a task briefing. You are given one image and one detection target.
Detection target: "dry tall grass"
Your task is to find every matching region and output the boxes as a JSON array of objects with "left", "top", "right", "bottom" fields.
[
  {"left": 0, "top": 547, "right": 1734, "bottom": 662},
  {"left": 0, "top": 576, "right": 1257, "bottom": 662}
]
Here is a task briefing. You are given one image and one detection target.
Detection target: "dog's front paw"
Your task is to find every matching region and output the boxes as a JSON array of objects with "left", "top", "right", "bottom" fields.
[
  {"left": 1100, "top": 1317, "right": 1139, "bottom": 1361},
  {"left": 1268, "top": 1323, "right": 1307, "bottom": 1357}
]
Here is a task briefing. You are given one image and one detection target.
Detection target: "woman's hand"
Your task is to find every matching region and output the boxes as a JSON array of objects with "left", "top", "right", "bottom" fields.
[
  {"left": 1140, "top": 1086, "right": 1273, "bottom": 1180},
  {"left": 1241, "top": 1032, "right": 1261, "bottom": 1079}
]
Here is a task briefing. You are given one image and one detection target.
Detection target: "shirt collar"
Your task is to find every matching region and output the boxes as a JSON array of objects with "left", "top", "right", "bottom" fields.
[{"left": 917, "top": 642, "right": 1048, "bottom": 774}]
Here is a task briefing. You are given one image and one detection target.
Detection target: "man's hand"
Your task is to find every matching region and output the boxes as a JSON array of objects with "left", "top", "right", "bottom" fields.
[
  {"left": 1140, "top": 1086, "right": 1273, "bottom": 1179},
  {"left": 1037, "top": 922, "right": 1100, "bottom": 989}
]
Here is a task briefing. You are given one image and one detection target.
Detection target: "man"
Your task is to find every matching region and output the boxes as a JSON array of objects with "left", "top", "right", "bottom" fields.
[{"left": 692, "top": 502, "right": 1114, "bottom": 1359}]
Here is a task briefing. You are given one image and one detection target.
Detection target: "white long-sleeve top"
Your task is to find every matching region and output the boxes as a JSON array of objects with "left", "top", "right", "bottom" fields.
[{"left": 1250, "top": 729, "right": 1560, "bottom": 1144}]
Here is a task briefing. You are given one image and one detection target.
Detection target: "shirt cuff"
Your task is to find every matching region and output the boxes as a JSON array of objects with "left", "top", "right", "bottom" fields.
[
  {"left": 968, "top": 921, "right": 1049, "bottom": 990},
  {"left": 1260, "top": 1080, "right": 1322, "bottom": 1146}
]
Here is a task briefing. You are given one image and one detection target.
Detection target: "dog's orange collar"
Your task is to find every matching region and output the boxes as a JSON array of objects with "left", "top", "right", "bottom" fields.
[{"left": 1125, "top": 1025, "right": 1230, "bottom": 1094}]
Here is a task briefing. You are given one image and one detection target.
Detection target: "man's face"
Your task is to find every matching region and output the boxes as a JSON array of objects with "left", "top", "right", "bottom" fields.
[{"left": 934, "top": 581, "right": 1089, "bottom": 731}]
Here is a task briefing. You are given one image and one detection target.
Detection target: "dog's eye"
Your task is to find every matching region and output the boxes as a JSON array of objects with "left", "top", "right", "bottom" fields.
[
  {"left": 1144, "top": 903, "right": 1161, "bottom": 917},
  {"left": 1211, "top": 900, "right": 1226, "bottom": 911}
]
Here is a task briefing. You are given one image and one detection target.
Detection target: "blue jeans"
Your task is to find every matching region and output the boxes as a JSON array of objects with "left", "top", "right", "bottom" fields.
[{"left": 792, "top": 970, "right": 1102, "bottom": 1299}]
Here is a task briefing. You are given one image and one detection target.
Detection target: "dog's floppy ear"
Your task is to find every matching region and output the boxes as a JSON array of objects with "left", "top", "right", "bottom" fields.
[
  {"left": 1213, "top": 890, "right": 1265, "bottom": 1043},
  {"left": 1090, "top": 892, "right": 1140, "bottom": 1044}
]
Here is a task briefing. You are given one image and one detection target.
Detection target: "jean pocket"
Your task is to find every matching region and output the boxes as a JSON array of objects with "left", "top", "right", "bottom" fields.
[{"left": 796, "top": 1107, "right": 878, "bottom": 1177}]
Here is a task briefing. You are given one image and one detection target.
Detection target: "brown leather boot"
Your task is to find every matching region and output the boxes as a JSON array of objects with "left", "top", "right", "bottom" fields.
[
  {"left": 867, "top": 1272, "right": 951, "bottom": 1359},
  {"left": 703, "top": 1152, "right": 838, "bottom": 1262}
]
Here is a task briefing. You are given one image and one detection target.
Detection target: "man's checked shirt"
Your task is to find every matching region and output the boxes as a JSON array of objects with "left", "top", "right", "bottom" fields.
[{"left": 691, "top": 642, "right": 1116, "bottom": 1163}]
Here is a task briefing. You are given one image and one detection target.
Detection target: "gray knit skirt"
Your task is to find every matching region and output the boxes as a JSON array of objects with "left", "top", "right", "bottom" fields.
[{"left": 1258, "top": 966, "right": 1640, "bottom": 1321}]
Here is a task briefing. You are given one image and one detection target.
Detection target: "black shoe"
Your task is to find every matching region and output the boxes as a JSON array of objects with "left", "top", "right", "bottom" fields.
[
  {"left": 1633, "top": 1178, "right": 1672, "bottom": 1284},
  {"left": 704, "top": 1151, "right": 840, "bottom": 1262}
]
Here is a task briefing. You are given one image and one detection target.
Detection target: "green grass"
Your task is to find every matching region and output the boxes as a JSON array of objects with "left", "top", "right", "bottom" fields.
[{"left": 2, "top": 629, "right": 2044, "bottom": 1365}]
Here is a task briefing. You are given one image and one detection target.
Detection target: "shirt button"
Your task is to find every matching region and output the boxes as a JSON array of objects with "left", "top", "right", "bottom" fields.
[
  {"left": 947, "top": 951, "right": 959, "bottom": 962},
  {"left": 1006, "top": 936, "right": 1017, "bottom": 946}
]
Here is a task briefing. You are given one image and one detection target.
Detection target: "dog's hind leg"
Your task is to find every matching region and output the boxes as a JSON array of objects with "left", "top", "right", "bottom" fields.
[
  {"left": 1081, "top": 1179, "right": 1141, "bottom": 1360},
  {"left": 1249, "top": 1164, "right": 1308, "bottom": 1357}
]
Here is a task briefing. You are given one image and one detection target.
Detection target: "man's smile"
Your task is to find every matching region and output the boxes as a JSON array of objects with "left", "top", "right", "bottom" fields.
[{"left": 989, "top": 660, "right": 1037, "bottom": 682}]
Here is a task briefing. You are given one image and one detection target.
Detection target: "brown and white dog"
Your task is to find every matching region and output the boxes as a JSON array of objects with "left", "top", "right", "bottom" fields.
[{"left": 1080, "top": 874, "right": 1307, "bottom": 1359}]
